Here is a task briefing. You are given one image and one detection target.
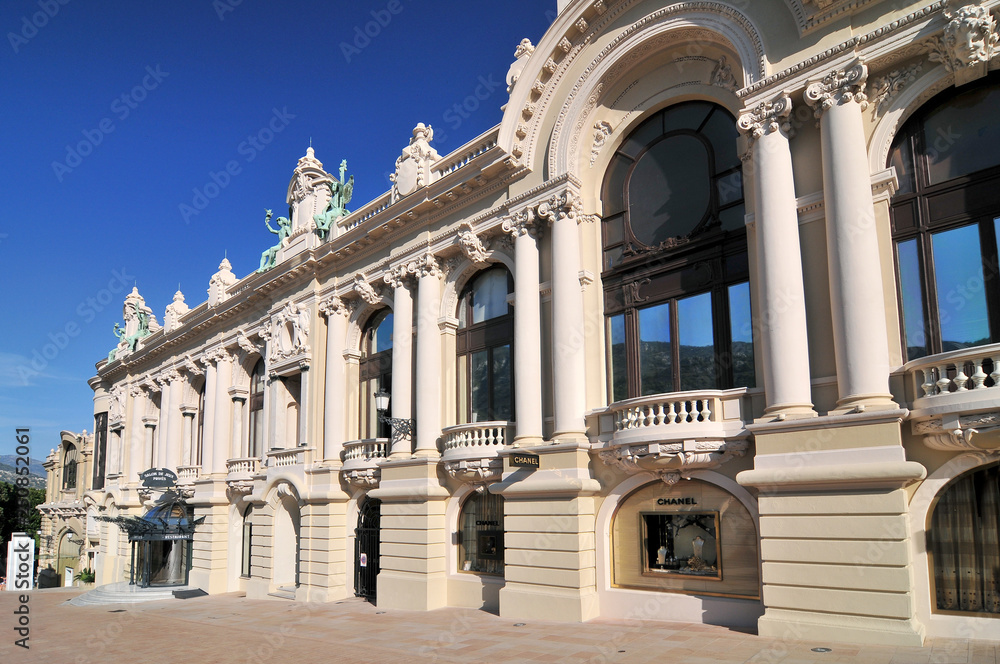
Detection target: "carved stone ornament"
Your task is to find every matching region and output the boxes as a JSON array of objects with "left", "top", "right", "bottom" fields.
[
  {"left": 408, "top": 253, "right": 443, "bottom": 279},
  {"left": 590, "top": 120, "right": 613, "bottom": 168},
  {"left": 598, "top": 439, "right": 749, "bottom": 485},
  {"left": 535, "top": 190, "right": 592, "bottom": 227},
  {"left": 507, "top": 38, "right": 536, "bottom": 94},
  {"left": 109, "top": 386, "right": 126, "bottom": 424},
  {"left": 390, "top": 123, "right": 441, "bottom": 203},
  {"left": 501, "top": 206, "right": 540, "bottom": 239},
  {"left": 383, "top": 263, "right": 414, "bottom": 290},
  {"left": 710, "top": 55, "right": 738, "bottom": 92},
  {"left": 737, "top": 92, "right": 793, "bottom": 144},
  {"left": 182, "top": 354, "right": 204, "bottom": 377},
  {"left": 804, "top": 59, "right": 869, "bottom": 119},
  {"left": 869, "top": 62, "right": 923, "bottom": 117},
  {"left": 353, "top": 273, "right": 381, "bottom": 305},
  {"left": 269, "top": 301, "right": 310, "bottom": 362},
  {"left": 457, "top": 223, "right": 489, "bottom": 265},
  {"left": 226, "top": 479, "right": 255, "bottom": 495},
  {"left": 236, "top": 329, "right": 262, "bottom": 357},
  {"left": 925, "top": 3, "right": 999, "bottom": 85},
  {"left": 163, "top": 290, "right": 190, "bottom": 334},
  {"left": 444, "top": 458, "right": 503, "bottom": 486},
  {"left": 318, "top": 295, "right": 351, "bottom": 318},
  {"left": 343, "top": 467, "right": 380, "bottom": 489},
  {"left": 913, "top": 411, "right": 1000, "bottom": 451}
]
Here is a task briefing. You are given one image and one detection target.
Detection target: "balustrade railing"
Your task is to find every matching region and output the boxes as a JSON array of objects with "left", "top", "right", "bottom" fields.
[
  {"left": 343, "top": 438, "right": 389, "bottom": 463},
  {"left": 266, "top": 448, "right": 312, "bottom": 468},
  {"left": 441, "top": 421, "right": 512, "bottom": 452},
  {"left": 596, "top": 389, "right": 748, "bottom": 444},
  {"left": 908, "top": 345, "right": 1000, "bottom": 399},
  {"left": 226, "top": 457, "right": 261, "bottom": 477},
  {"left": 176, "top": 465, "right": 201, "bottom": 483}
]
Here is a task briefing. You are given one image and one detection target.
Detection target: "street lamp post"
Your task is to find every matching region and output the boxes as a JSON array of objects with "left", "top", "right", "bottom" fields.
[{"left": 374, "top": 388, "right": 415, "bottom": 452}]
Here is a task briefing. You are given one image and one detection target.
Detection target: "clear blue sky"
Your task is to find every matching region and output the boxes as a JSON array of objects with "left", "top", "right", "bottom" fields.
[{"left": 0, "top": 0, "right": 555, "bottom": 459}]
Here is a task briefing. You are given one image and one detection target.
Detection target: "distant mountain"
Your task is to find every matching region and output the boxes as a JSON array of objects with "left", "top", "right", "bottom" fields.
[{"left": 0, "top": 456, "right": 47, "bottom": 490}]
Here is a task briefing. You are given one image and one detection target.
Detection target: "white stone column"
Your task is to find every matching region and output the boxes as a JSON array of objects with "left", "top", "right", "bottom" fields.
[
  {"left": 415, "top": 255, "right": 442, "bottom": 457},
  {"left": 385, "top": 267, "right": 415, "bottom": 458},
  {"left": 546, "top": 193, "right": 588, "bottom": 441},
  {"left": 200, "top": 359, "right": 218, "bottom": 473},
  {"left": 155, "top": 376, "right": 172, "bottom": 468},
  {"left": 503, "top": 208, "right": 544, "bottom": 445},
  {"left": 142, "top": 418, "right": 157, "bottom": 471},
  {"left": 229, "top": 387, "right": 248, "bottom": 459},
  {"left": 738, "top": 93, "right": 816, "bottom": 418},
  {"left": 180, "top": 408, "right": 197, "bottom": 465},
  {"left": 127, "top": 387, "right": 147, "bottom": 482},
  {"left": 320, "top": 297, "right": 350, "bottom": 462},
  {"left": 212, "top": 353, "right": 233, "bottom": 474},
  {"left": 163, "top": 374, "right": 184, "bottom": 470},
  {"left": 806, "top": 59, "right": 895, "bottom": 410}
]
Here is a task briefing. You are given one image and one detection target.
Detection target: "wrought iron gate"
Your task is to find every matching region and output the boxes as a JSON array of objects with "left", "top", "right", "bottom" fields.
[{"left": 354, "top": 497, "right": 381, "bottom": 602}]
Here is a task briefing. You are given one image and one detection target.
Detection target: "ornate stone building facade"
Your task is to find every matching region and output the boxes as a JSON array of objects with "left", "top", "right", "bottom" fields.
[{"left": 78, "top": 0, "right": 1000, "bottom": 645}]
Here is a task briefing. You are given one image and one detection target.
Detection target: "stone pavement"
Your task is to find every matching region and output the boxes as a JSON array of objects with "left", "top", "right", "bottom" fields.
[{"left": 1, "top": 587, "right": 998, "bottom": 664}]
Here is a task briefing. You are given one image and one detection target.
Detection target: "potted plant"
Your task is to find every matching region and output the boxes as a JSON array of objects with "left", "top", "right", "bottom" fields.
[{"left": 73, "top": 569, "right": 96, "bottom": 589}]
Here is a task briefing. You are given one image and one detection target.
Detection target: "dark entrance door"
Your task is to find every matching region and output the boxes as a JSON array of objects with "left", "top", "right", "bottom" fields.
[{"left": 354, "top": 497, "right": 381, "bottom": 602}]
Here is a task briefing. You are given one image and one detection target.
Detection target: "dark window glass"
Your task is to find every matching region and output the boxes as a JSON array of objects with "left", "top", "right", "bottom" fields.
[
  {"left": 248, "top": 360, "right": 265, "bottom": 457},
  {"left": 459, "top": 492, "right": 504, "bottom": 576},
  {"left": 62, "top": 443, "right": 78, "bottom": 490},
  {"left": 602, "top": 102, "right": 752, "bottom": 399},
  {"left": 360, "top": 309, "right": 393, "bottom": 439},
  {"left": 195, "top": 385, "right": 205, "bottom": 465},
  {"left": 458, "top": 267, "right": 514, "bottom": 423},
  {"left": 93, "top": 412, "right": 108, "bottom": 490},
  {"left": 241, "top": 506, "right": 252, "bottom": 578},
  {"left": 889, "top": 74, "right": 1000, "bottom": 361}
]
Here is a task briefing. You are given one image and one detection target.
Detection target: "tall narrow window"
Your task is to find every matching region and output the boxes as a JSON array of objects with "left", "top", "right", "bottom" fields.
[
  {"left": 602, "top": 101, "right": 753, "bottom": 400},
  {"left": 93, "top": 412, "right": 108, "bottom": 490},
  {"left": 241, "top": 505, "right": 253, "bottom": 578},
  {"left": 359, "top": 310, "right": 393, "bottom": 439},
  {"left": 248, "top": 360, "right": 265, "bottom": 457},
  {"left": 888, "top": 73, "right": 1000, "bottom": 360},
  {"left": 458, "top": 491, "right": 504, "bottom": 575},
  {"left": 457, "top": 267, "right": 514, "bottom": 423},
  {"left": 62, "top": 443, "right": 78, "bottom": 490},
  {"left": 195, "top": 384, "right": 205, "bottom": 466}
]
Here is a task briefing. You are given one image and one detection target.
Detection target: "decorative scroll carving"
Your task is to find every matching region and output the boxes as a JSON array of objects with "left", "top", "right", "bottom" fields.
[
  {"left": 805, "top": 59, "right": 869, "bottom": 118},
  {"left": 457, "top": 223, "right": 489, "bottom": 265},
  {"left": 444, "top": 458, "right": 503, "bottom": 486},
  {"left": 236, "top": 329, "right": 262, "bottom": 357},
  {"left": 589, "top": 120, "right": 613, "bottom": 168},
  {"left": 319, "top": 295, "right": 351, "bottom": 318},
  {"left": 109, "top": 386, "right": 125, "bottom": 425},
  {"left": 599, "top": 439, "right": 748, "bottom": 486},
  {"left": 737, "top": 92, "right": 793, "bottom": 144},
  {"left": 710, "top": 55, "right": 738, "bottom": 91},
  {"left": 390, "top": 123, "right": 441, "bottom": 203},
  {"left": 353, "top": 273, "right": 381, "bottom": 305},
  {"left": 868, "top": 62, "right": 922, "bottom": 117},
  {"left": 914, "top": 412, "right": 1000, "bottom": 451},
  {"left": 269, "top": 302, "right": 310, "bottom": 362},
  {"left": 343, "top": 467, "right": 380, "bottom": 489}
]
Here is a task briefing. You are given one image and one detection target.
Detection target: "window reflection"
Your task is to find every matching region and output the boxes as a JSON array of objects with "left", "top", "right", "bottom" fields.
[
  {"left": 932, "top": 225, "right": 990, "bottom": 350},
  {"left": 678, "top": 293, "right": 716, "bottom": 391},
  {"left": 727, "top": 283, "right": 755, "bottom": 388},
  {"left": 897, "top": 239, "right": 928, "bottom": 359},
  {"left": 639, "top": 303, "right": 672, "bottom": 396},
  {"left": 609, "top": 315, "right": 627, "bottom": 402}
]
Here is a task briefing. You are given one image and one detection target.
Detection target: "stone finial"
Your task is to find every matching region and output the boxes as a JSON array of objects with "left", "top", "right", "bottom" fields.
[
  {"left": 208, "top": 257, "right": 237, "bottom": 307},
  {"left": 389, "top": 123, "right": 441, "bottom": 203},
  {"left": 163, "top": 290, "right": 190, "bottom": 333},
  {"left": 507, "top": 38, "right": 536, "bottom": 94}
]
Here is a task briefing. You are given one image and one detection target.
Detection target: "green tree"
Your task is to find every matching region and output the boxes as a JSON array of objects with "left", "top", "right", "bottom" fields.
[{"left": 0, "top": 481, "right": 45, "bottom": 545}]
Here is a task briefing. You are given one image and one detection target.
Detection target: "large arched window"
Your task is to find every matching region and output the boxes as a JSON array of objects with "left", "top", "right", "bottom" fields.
[
  {"left": 360, "top": 309, "right": 393, "bottom": 439},
  {"left": 602, "top": 101, "right": 753, "bottom": 401},
  {"left": 62, "top": 442, "right": 78, "bottom": 490},
  {"left": 457, "top": 267, "right": 514, "bottom": 423},
  {"left": 928, "top": 462, "right": 1000, "bottom": 615},
  {"left": 248, "top": 359, "right": 265, "bottom": 457},
  {"left": 888, "top": 73, "right": 1000, "bottom": 361},
  {"left": 458, "top": 491, "right": 504, "bottom": 575}
]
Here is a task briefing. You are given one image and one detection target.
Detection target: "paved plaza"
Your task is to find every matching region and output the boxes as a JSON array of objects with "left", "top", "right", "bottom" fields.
[{"left": 1, "top": 588, "right": 998, "bottom": 664}]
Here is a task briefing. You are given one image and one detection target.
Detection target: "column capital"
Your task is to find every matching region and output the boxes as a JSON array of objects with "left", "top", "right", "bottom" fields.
[
  {"left": 737, "top": 91, "right": 793, "bottom": 144},
  {"left": 318, "top": 294, "right": 353, "bottom": 318},
  {"left": 502, "top": 207, "right": 541, "bottom": 239},
  {"left": 805, "top": 58, "right": 869, "bottom": 118},
  {"left": 411, "top": 253, "right": 443, "bottom": 280},
  {"left": 383, "top": 263, "right": 416, "bottom": 291}
]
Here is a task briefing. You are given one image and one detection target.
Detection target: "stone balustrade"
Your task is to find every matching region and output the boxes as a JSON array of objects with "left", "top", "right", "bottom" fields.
[
  {"left": 266, "top": 447, "right": 313, "bottom": 469},
  {"left": 226, "top": 457, "right": 261, "bottom": 478},
  {"left": 593, "top": 388, "right": 749, "bottom": 447},
  {"left": 906, "top": 343, "right": 1000, "bottom": 418},
  {"left": 441, "top": 421, "right": 513, "bottom": 462},
  {"left": 176, "top": 465, "right": 200, "bottom": 483}
]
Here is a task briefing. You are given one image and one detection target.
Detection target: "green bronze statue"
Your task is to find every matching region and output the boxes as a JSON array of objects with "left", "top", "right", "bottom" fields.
[
  {"left": 108, "top": 302, "right": 151, "bottom": 361},
  {"left": 313, "top": 159, "right": 354, "bottom": 241},
  {"left": 258, "top": 209, "right": 292, "bottom": 273}
]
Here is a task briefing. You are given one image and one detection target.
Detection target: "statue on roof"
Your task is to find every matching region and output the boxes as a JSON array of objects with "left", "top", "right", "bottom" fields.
[
  {"left": 258, "top": 209, "right": 292, "bottom": 273},
  {"left": 313, "top": 159, "right": 353, "bottom": 241}
]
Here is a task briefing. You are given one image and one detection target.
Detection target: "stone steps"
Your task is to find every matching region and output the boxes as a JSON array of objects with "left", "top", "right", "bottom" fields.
[{"left": 66, "top": 581, "right": 202, "bottom": 606}]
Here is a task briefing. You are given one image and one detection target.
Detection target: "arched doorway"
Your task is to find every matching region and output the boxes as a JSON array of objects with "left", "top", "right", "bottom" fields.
[
  {"left": 57, "top": 530, "right": 82, "bottom": 587},
  {"left": 272, "top": 489, "right": 301, "bottom": 591},
  {"left": 354, "top": 497, "right": 381, "bottom": 602}
]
